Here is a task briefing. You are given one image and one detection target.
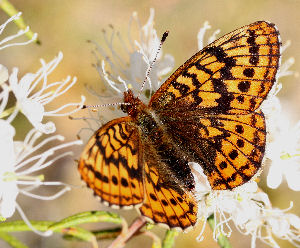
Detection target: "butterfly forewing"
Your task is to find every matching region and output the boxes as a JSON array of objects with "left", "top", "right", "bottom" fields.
[{"left": 149, "top": 21, "right": 280, "bottom": 114}]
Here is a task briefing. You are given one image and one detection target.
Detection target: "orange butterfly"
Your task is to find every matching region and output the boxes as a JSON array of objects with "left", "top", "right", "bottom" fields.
[{"left": 78, "top": 21, "right": 280, "bottom": 229}]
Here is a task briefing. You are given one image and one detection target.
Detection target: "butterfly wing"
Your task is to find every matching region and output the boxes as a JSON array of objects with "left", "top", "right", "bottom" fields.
[
  {"left": 149, "top": 21, "right": 280, "bottom": 115},
  {"left": 157, "top": 109, "right": 266, "bottom": 189},
  {"left": 78, "top": 117, "right": 144, "bottom": 207},
  {"left": 139, "top": 141, "right": 197, "bottom": 229},
  {"left": 79, "top": 117, "right": 198, "bottom": 228},
  {"left": 149, "top": 21, "right": 280, "bottom": 190}
]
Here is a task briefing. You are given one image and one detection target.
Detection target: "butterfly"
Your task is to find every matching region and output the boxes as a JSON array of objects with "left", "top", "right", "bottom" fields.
[{"left": 78, "top": 21, "right": 281, "bottom": 229}]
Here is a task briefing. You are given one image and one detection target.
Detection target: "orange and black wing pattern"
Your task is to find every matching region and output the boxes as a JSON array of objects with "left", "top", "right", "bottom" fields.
[
  {"left": 149, "top": 21, "right": 280, "bottom": 190},
  {"left": 158, "top": 110, "right": 266, "bottom": 189},
  {"left": 150, "top": 21, "right": 280, "bottom": 115},
  {"left": 78, "top": 117, "right": 144, "bottom": 207},
  {"left": 139, "top": 142, "right": 197, "bottom": 229},
  {"left": 79, "top": 21, "right": 281, "bottom": 230}
]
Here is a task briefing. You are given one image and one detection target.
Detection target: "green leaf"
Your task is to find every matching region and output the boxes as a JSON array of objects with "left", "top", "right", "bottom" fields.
[{"left": 0, "top": 232, "right": 29, "bottom": 248}]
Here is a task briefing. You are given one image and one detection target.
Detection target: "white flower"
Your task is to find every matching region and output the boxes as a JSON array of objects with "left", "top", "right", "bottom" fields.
[
  {"left": 194, "top": 169, "right": 264, "bottom": 242},
  {"left": 193, "top": 168, "right": 300, "bottom": 248},
  {"left": 0, "top": 127, "right": 82, "bottom": 236},
  {"left": 265, "top": 115, "right": 300, "bottom": 190},
  {"left": 90, "top": 8, "right": 174, "bottom": 103},
  {"left": 0, "top": 13, "right": 85, "bottom": 237},
  {"left": 0, "top": 12, "right": 37, "bottom": 50},
  {"left": 242, "top": 202, "right": 300, "bottom": 248},
  {"left": 263, "top": 206, "right": 300, "bottom": 247},
  {"left": 0, "top": 13, "right": 85, "bottom": 134},
  {"left": 6, "top": 52, "right": 85, "bottom": 134}
]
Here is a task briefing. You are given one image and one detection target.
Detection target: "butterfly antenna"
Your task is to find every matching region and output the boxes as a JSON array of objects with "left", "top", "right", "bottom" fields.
[
  {"left": 82, "top": 102, "right": 130, "bottom": 111},
  {"left": 138, "top": 31, "right": 169, "bottom": 97}
]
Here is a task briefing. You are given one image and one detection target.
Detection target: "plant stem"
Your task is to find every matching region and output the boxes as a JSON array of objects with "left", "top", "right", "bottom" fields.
[
  {"left": 108, "top": 216, "right": 147, "bottom": 248},
  {"left": 0, "top": 0, "right": 39, "bottom": 43},
  {"left": 0, "top": 232, "right": 29, "bottom": 248},
  {"left": 207, "top": 214, "right": 232, "bottom": 248},
  {"left": 162, "top": 230, "right": 178, "bottom": 248}
]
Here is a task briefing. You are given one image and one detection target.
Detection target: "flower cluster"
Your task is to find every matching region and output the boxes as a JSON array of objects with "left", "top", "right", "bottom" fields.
[
  {"left": 92, "top": 10, "right": 300, "bottom": 248},
  {"left": 0, "top": 13, "right": 84, "bottom": 236},
  {"left": 194, "top": 168, "right": 300, "bottom": 247},
  {"left": 89, "top": 8, "right": 174, "bottom": 104}
]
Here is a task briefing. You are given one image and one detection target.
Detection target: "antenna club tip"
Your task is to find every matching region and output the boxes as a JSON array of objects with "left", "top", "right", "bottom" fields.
[
  {"left": 161, "top": 31, "right": 169, "bottom": 43},
  {"left": 82, "top": 105, "right": 87, "bottom": 109}
]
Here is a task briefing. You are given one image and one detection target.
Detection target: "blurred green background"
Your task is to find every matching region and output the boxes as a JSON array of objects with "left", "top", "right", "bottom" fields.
[{"left": 0, "top": 0, "right": 300, "bottom": 247}]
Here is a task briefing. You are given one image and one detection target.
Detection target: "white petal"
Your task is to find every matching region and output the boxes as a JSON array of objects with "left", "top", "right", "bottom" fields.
[
  {"left": 267, "top": 163, "right": 283, "bottom": 189},
  {"left": 252, "top": 192, "right": 271, "bottom": 207},
  {"left": 237, "top": 181, "right": 258, "bottom": 192},
  {"left": 19, "top": 98, "right": 44, "bottom": 124},
  {"left": 0, "top": 182, "right": 18, "bottom": 218},
  {"left": 0, "top": 119, "right": 15, "bottom": 138},
  {"left": 18, "top": 99, "right": 57, "bottom": 134},
  {"left": 0, "top": 64, "right": 8, "bottom": 85},
  {"left": 287, "top": 213, "right": 300, "bottom": 229},
  {"left": 285, "top": 166, "right": 300, "bottom": 191},
  {"left": 197, "top": 21, "right": 211, "bottom": 50},
  {"left": 245, "top": 219, "right": 261, "bottom": 233},
  {"left": 18, "top": 73, "right": 36, "bottom": 98},
  {"left": 8, "top": 67, "right": 19, "bottom": 93},
  {"left": 220, "top": 197, "right": 237, "bottom": 213},
  {"left": 130, "top": 51, "right": 147, "bottom": 80},
  {"left": 0, "top": 120, "right": 15, "bottom": 172},
  {"left": 233, "top": 201, "right": 258, "bottom": 226},
  {"left": 268, "top": 217, "right": 289, "bottom": 237}
]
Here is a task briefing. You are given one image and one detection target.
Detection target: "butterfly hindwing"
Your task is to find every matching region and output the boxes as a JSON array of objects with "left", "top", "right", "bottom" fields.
[
  {"left": 149, "top": 21, "right": 280, "bottom": 115},
  {"left": 139, "top": 151, "right": 197, "bottom": 229},
  {"left": 78, "top": 117, "right": 144, "bottom": 207},
  {"left": 157, "top": 109, "right": 266, "bottom": 189}
]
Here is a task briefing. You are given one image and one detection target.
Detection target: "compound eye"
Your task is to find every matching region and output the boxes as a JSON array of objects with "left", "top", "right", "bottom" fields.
[{"left": 120, "top": 104, "right": 127, "bottom": 113}]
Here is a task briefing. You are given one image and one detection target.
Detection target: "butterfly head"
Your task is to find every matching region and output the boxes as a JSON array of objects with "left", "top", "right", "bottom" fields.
[{"left": 121, "top": 89, "right": 145, "bottom": 118}]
